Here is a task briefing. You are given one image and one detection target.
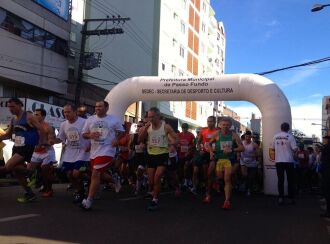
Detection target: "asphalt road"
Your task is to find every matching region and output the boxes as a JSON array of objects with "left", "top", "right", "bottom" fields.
[{"left": 0, "top": 184, "right": 329, "bottom": 244}]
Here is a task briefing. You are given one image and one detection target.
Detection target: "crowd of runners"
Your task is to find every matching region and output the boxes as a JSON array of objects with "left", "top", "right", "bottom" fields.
[{"left": 0, "top": 98, "right": 329, "bottom": 214}]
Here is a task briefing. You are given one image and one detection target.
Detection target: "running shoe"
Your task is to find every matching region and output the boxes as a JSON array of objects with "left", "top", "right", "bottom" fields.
[
  {"left": 202, "top": 195, "right": 211, "bottom": 204},
  {"left": 278, "top": 197, "right": 284, "bottom": 206},
  {"left": 42, "top": 190, "right": 54, "bottom": 198},
  {"left": 17, "top": 192, "right": 37, "bottom": 203},
  {"left": 189, "top": 187, "right": 198, "bottom": 195},
  {"left": 222, "top": 200, "right": 231, "bottom": 210},
  {"left": 27, "top": 174, "right": 37, "bottom": 188},
  {"left": 147, "top": 200, "right": 158, "bottom": 211},
  {"left": 144, "top": 192, "right": 153, "bottom": 199},
  {"left": 66, "top": 183, "right": 73, "bottom": 191},
  {"left": 80, "top": 199, "right": 92, "bottom": 211},
  {"left": 175, "top": 188, "right": 181, "bottom": 197},
  {"left": 73, "top": 192, "right": 84, "bottom": 203}
]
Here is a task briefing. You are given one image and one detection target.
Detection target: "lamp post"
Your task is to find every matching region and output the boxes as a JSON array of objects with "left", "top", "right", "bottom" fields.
[{"left": 311, "top": 3, "right": 330, "bottom": 12}]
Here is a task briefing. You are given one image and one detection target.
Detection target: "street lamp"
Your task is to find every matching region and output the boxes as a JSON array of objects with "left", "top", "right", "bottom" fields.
[{"left": 311, "top": 3, "right": 330, "bottom": 12}]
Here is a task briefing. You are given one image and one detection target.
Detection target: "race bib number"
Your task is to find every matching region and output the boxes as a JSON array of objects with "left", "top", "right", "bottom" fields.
[
  {"left": 135, "top": 145, "right": 144, "bottom": 153},
  {"left": 14, "top": 136, "right": 25, "bottom": 147},
  {"left": 150, "top": 135, "right": 162, "bottom": 147},
  {"left": 180, "top": 145, "right": 189, "bottom": 153},
  {"left": 298, "top": 153, "right": 305, "bottom": 159},
  {"left": 220, "top": 141, "right": 232, "bottom": 152}
]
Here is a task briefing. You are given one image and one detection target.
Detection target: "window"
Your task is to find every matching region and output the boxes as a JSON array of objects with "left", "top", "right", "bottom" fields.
[
  {"left": 202, "top": 2, "right": 207, "bottom": 12},
  {"left": 180, "top": 20, "right": 185, "bottom": 34},
  {"left": 70, "top": 32, "right": 77, "bottom": 42},
  {"left": 179, "top": 45, "right": 185, "bottom": 58},
  {"left": 162, "top": 63, "right": 165, "bottom": 71},
  {"left": 182, "top": 0, "right": 187, "bottom": 9},
  {"left": 202, "top": 22, "right": 206, "bottom": 32},
  {"left": 0, "top": 7, "right": 68, "bottom": 56},
  {"left": 172, "top": 38, "right": 177, "bottom": 46},
  {"left": 171, "top": 65, "right": 176, "bottom": 74}
]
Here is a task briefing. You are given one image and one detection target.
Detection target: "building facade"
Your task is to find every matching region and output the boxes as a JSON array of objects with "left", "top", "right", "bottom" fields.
[
  {"left": 84, "top": 0, "right": 226, "bottom": 129},
  {"left": 0, "top": 0, "right": 70, "bottom": 104}
]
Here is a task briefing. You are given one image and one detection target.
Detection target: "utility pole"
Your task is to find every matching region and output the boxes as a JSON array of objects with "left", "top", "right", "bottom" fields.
[{"left": 74, "top": 16, "right": 130, "bottom": 105}]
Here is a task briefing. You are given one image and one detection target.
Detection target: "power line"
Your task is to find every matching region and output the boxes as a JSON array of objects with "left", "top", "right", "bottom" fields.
[{"left": 257, "top": 56, "right": 330, "bottom": 75}]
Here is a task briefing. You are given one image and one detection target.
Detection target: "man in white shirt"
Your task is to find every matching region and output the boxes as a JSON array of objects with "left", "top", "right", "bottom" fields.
[
  {"left": 81, "top": 100, "right": 124, "bottom": 210},
  {"left": 271, "top": 122, "right": 298, "bottom": 205},
  {"left": 56, "top": 104, "right": 90, "bottom": 203}
]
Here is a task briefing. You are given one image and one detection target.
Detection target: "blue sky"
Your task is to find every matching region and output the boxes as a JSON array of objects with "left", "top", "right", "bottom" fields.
[{"left": 211, "top": 0, "right": 330, "bottom": 138}]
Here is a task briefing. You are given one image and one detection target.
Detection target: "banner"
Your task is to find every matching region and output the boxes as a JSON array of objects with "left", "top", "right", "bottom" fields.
[{"left": 35, "top": 0, "right": 70, "bottom": 21}]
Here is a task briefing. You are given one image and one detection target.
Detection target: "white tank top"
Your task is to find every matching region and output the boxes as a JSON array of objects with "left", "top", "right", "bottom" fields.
[
  {"left": 240, "top": 141, "right": 257, "bottom": 166},
  {"left": 147, "top": 121, "right": 169, "bottom": 155}
]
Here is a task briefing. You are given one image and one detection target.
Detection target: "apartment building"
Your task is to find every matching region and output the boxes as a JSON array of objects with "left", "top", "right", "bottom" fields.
[{"left": 84, "top": 0, "right": 226, "bottom": 128}]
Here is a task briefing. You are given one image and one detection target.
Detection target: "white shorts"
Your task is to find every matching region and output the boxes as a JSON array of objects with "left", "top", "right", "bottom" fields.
[{"left": 30, "top": 147, "right": 56, "bottom": 165}]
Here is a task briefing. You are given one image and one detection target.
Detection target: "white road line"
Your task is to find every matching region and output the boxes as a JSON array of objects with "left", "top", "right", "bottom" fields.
[
  {"left": 119, "top": 191, "right": 174, "bottom": 201},
  {"left": 0, "top": 214, "right": 40, "bottom": 223}
]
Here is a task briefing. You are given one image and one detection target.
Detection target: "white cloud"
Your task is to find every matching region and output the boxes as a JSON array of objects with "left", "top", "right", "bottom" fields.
[
  {"left": 280, "top": 69, "right": 318, "bottom": 87},
  {"left": 266, "top": 20, "right": 280, "bottom": 27},
  {"left": 229, "top": 103, "right": 322, "bottom": 139}
]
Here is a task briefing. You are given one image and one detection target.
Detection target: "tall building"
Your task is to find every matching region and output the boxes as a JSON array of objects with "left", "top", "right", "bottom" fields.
[
  {"left": 322, "top": 96, "right": 330, "bottom": 137},
  {"left": 83, "top": 0, "right": 226, "bottom": 129},
  {"left": 0, "top": 0, "right": 70, "bottom": 105}
]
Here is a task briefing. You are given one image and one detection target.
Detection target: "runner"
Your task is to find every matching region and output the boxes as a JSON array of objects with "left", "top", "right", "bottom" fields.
[
  {"left": 118, "top": 121, "right": 132, "bottom": 186},
  {"left": 27, "top": 108, "right": 57, "bottom": 198},
  {"left": 129, "top": 120, "right": 147, "bottom": 195},
  {"left": 139, "top": 107, "right": 178, "bottom": 211},
  {"left": 209, "top": 117, "right": 244, "bottom": 209},
  {"left": 0, "top": 98, "right": 43, "bottom": 203},
  {"left": 177, "top": 123, "right": 195, "bottom": 189},
  {"left": 81, "top": 100, "right": 124, "bottom": 210},
  {"left": 239, "top": 131, "right": 259, "bottom": 196},
  {"left": 193, "top": 116, "right": 218, "bottom": 198},
  {"left": 56, "top": 104, "right": 90, "bottom": 203}
]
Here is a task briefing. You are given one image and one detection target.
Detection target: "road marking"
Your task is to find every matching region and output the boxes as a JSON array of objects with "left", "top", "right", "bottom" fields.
[
  {"left": 119, "top": 191, "right": 174, "bottom": 201},
  {"left": 0, "top": 214, "right": 40, "bottom": 223}
]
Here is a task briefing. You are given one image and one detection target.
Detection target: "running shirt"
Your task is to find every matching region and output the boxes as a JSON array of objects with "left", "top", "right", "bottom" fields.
[
  {"left": 12, "top": 112, "right": 39, "bottom": 147},
  {"left": 58, "top": 117, "right": 90, "bottom": 162},
  {"left": 215, "top": 131, "right": 234, "bottom": 160},
  {"left": 240, "top": 141, "right": 257, "bottom": 167},
  {"left": 177, "top": 131, "right": 195, "bottom": 158},
  {"left": 200, "top": 127, "right": 218, "bottom": 152},
  {"left": 118, "top": 133, "right": 130, "bottom": 161},
  {"left": 272, "top": 131, "right": 297, "bottom": 163},
  {"left": 82, "top": 115, "right": 124, "bottom": 159},
  {"left": 147, "top": 121, "right": 169, "bottom": 155}
]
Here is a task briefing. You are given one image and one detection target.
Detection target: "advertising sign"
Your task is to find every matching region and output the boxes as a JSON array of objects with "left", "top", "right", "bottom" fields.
[
  {"left": 0, "top": 98, "right": 64, "bottom": 129},
  {"left": 35, "top": 0, "right": 70, "bottom": 21}
]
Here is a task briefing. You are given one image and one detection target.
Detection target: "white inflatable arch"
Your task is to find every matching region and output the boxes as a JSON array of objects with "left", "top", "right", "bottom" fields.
[{"left": 105, "top": 74, "right": 291, "bottom": 195}]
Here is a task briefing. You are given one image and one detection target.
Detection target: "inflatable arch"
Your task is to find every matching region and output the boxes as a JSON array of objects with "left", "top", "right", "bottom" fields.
[{"left": 105, "top": 74, "right": 292, "bottom": 195}]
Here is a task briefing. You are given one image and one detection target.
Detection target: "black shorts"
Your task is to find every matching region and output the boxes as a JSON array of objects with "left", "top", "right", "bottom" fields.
[
  {"left": 133, "top": 153, "right": 146, "bottom": 168},
  {"left": 12, "top": 145, "right": 35, "bottom": 163},
  {"left": 192, "top": 152, "right": 210, "bottom": 166},
  {"left": 147, "top": 153, "right": 168, "bottom": 169},
  {"left": 168, "top": 156, "right": 178, "bottom": 171}
]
